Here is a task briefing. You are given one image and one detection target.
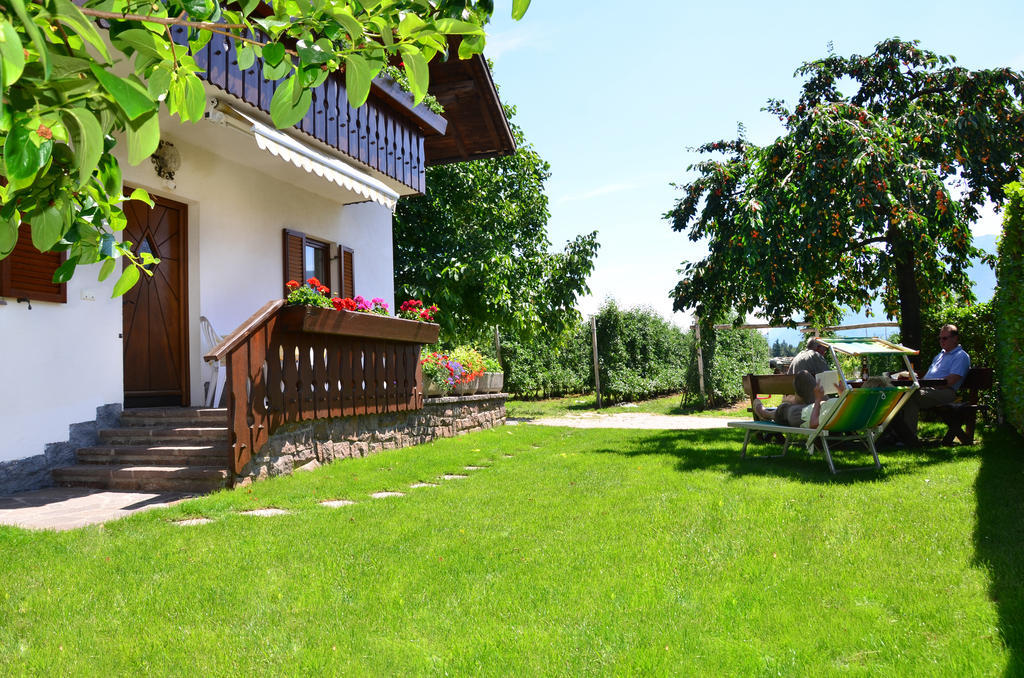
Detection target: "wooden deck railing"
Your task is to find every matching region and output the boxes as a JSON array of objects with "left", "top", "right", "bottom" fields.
[{"left": 205, "top": 302, "right": 437, "bottom": 475}]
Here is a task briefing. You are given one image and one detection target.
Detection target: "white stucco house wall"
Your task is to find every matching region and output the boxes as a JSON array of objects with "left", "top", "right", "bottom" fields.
[{"left": 0, "top": 33, "right": 513, "bottom": 495}]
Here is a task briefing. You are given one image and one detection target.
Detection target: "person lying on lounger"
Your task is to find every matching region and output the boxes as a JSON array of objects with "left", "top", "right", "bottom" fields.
[{"left": 753, "top": 375, "right": 893, "bottom": 428}]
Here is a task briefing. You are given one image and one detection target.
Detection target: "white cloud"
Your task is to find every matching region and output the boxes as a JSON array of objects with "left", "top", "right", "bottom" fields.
[{"left": 486, "top": 26, "right": 539, "bottom": 61}]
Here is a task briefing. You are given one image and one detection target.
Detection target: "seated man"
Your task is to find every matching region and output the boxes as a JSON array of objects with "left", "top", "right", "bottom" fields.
[
  {"left": 898, "top": 324, "right": 971, "bottom": 444},
  {"left": 753, "top": 371, "right": 844, "bottom": 428},
  {"left": 789, "top": 338, "right": 830, "bottom": 377}
]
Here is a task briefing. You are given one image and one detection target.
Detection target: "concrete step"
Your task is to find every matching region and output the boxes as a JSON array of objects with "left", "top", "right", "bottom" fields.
[
  {"left": 53, "top": 465, "right": 230, "bottom": 493},
  {"left": 76, "top": 444, "right": 229, "bottom": 467},
  {"left": 120, "top": 407, "right": 228, "bottom": 428},
  {"left": 98, "top": 426, "right": 229, "bottom": 445}
]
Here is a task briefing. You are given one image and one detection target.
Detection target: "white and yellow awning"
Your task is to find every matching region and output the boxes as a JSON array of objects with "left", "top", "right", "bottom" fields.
[{"left": 211, "top": 101, "right": 399, "bottom": 211}]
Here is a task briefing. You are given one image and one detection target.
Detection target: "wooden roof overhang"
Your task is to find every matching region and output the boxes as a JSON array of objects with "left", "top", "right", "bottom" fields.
[{"left": 423, "top": 43, "right": 516, "bottom": 166}]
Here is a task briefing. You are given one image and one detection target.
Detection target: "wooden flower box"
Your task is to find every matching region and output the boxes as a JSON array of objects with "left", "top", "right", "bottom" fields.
[{"left": 277, "top": 305, "right": 440, "bottom": 344}]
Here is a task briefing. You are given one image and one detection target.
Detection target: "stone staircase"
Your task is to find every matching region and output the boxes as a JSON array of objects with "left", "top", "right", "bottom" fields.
[{"left": 52, "top": 408, "right": 232, "bottom": 494}]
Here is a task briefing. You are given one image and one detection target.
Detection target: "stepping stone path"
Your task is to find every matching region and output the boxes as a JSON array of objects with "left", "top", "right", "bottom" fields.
[
  {"left": 442, "top": 474, "right": 468, "bottom": 480},
  {"left": 240, "top": 508, "right": 289, "bottom": 517},
  {"left": 371, "top": 491, "right": 404, "bottom": 499},
  {"left": 464, "top": 465, "right": 486, "bottom": 471},
  {"left": 409, "top": 482, "right": 437, "bottom": 488},
  {"left": 174, "top": 517, "right": 212, "bottom": 526},
  {"left": 320, "top": 499, "right": 355, "bottom": 508}
]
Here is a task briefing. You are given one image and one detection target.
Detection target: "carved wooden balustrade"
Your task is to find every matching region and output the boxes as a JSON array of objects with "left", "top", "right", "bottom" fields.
[{"left": 205, "top": 302, "right": 440, "bottom": 475}]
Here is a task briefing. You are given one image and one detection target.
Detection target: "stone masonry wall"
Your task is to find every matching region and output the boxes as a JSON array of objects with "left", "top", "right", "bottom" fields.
[
  {"left": 237, "top": 393, "right": 506, "bottom": 483},
  {"left": 0, "top": 403, "right": 122, "bottom": 496}
]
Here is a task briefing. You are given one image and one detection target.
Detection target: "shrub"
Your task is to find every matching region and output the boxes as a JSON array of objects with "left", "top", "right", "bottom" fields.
[
  {"left": 996, "top": 179, "right": 1024, "bottom": 434},
  {"left": 590, "top": 301, "right": 689, "bottom": 402},
  {"left": 683, "top": 318, "right": 771, "bottom": 407},
  {"left": 500, "top": 328, "right": 588, "bottom": 398}
]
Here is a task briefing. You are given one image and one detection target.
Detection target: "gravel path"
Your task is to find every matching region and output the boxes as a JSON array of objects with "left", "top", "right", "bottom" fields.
[{"left": 511, "top": 413, "right": 731, "bottom": 430}]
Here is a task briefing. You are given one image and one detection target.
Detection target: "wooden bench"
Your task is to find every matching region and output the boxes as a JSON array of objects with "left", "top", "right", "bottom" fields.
[
  {"left": 933, "top": 367, "right": 993, "bottom": 445},
  {"left": 742, "top": 373, "right": 798, "bottom": 415}
]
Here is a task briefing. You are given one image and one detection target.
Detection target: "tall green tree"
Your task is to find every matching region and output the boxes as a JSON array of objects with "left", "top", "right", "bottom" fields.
[
  {"left": 667, "top": 38, "right": 1024, "bottom": 356},
  {"left": 393, "top": 105, "right": 599, "bottom": 343},
  {"left": 0, "top": 0, "right": 530, "bottom": 293}
]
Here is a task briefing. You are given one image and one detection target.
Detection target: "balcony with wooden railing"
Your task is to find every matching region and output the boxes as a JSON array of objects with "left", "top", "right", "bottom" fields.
[{"left": 205, "top": 302, "right": 439, "bottom": 475}]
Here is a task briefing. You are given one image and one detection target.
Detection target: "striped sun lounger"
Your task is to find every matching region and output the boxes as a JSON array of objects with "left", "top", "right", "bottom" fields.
[{"left": 726, "top": 386, "right": 917, "bottom": 474}]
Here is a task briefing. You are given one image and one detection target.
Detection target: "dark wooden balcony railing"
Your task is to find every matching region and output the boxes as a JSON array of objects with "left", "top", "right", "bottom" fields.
[
  {"left": 205, "top": 302, "right": 439, "bottom": 475},
  {"left": 169, "top": 26, "right": 446, "bottom": 193}
]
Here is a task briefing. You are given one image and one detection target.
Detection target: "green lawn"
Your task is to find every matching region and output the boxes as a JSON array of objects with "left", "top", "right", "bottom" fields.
[
  {"left": 1, "top": 423, "right": 1021, "bottom": 675},
  {"left": 506, "top": 392, "right": 758, "bottom": 419}
]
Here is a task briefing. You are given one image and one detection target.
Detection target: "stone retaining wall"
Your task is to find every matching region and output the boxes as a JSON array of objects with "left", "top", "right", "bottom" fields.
[
  {"left": 237, "top": 393, "right": 507, "bottom": 484},
  {"left": 0, "top": 404, "right": 122, "bottom": 496}
]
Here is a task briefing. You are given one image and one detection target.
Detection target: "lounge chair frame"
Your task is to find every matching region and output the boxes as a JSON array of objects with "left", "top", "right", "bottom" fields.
[{"left": 728, "top": 337, "right": 920, "bottom": 474}]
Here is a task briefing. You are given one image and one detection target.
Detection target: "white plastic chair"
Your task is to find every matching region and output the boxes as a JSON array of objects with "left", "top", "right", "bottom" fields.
[{"left": 200, "top": 315, "right": 227, "bottom": 408}]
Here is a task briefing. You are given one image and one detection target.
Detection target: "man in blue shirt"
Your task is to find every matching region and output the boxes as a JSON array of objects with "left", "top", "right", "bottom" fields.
[{"left": 898, "top": 324, "right": 971, "bottom": 444}]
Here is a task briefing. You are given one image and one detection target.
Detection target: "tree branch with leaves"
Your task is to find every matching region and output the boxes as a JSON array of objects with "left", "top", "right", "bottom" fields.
[
  {"left": 0, "top": 0, "right": 530, "bottom": 294},
  {"left": 667, "top": 38, "right": 1023, "bottom": 355}
]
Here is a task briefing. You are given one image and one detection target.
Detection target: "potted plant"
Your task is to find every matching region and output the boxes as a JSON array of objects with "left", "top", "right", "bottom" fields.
[
  {"left": 482, "top": 357, "right": 504, "bottom": 393},
  {"left": 279, "top": 281, "right": 440, "bottom": 343},
  {"left": 450, "top": 346, "right": 485, "bottom": 395},
  {"left": 420, "top": 351, "right": 464, "bottom": 396}
]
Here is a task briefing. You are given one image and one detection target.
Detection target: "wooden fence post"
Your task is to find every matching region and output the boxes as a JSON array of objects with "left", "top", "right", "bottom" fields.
[
  {"left": 591, "top": 316, "right": 602, "bottom": 409},
  {"left": 695, "top": 318, "right": 706, "bottom": 399}
]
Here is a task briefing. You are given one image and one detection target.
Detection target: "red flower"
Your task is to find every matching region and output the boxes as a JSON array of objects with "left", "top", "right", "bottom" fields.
[
  {"left": 286, "top": 280, "right": 300, "bottom": 290},
  {"left": 318, "top": 285, "right": 330, "bottom": 295},
  {"left": 307, "top": 277, "right": 321, "bottom": 288}
]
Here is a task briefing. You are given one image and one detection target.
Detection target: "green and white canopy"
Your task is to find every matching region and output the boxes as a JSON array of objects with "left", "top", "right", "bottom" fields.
[{"left": 816, "top": 336, "right": 918, "bottom": 356}]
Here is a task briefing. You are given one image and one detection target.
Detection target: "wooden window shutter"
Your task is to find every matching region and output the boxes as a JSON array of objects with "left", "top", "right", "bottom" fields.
[
  {"left": 0, "top": 223, "right": 67, "bottom": 303},
  {"left": 338, "top": 246, "right": 354, "bottom": 298},
  {"left": 282, "top": 228, "right": 306, "bottom": 295}
]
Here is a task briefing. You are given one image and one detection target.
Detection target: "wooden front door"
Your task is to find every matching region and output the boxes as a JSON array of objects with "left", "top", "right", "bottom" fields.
[{"left": 122, "top": 194, "right": 189, "bottom": 407}]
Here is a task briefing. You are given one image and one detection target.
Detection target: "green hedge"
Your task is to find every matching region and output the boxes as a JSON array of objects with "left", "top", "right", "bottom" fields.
[
  {"left": 996, "top": 180, "right": 1024, "bottom": 435},
  {"left": 499, "top": 329, "right": 589, "bottom": 399}
]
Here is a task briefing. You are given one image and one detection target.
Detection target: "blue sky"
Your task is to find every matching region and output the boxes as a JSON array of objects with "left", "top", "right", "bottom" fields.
[{"left": 482, "top": 1, "right": 1023, "bottom": 343}]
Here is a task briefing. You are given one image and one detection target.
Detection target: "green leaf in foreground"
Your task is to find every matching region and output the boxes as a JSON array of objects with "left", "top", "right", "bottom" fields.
[
  {"left": 0, "top": 218, "right": 18, "bottom": 258},
  {"left": 3, "top": 123, "right": 52, "bottom": 181},
  {"left": 52, "top": 254, "right": 80, "bottom": 283},
  {"left": 0, "top": 19, "right": 26, "bottom": 87},
  {"left": 97, "top": 257, "right": 116, "bottom": 282},
  {"left": 28, "top": 205, "right": 64, "bottom": 252},
  {"left": 111, "top": 264, "right": 140, "bottom": 297},
  {"left": 63, "top": 108, "right": 104, "bottom": 188},
  {"left": 89, "top": 65, "right": 157, "bottom": 121},
  {"left": 126, "top": 111, "right": 160, "bottom": 165},
  {"left": 269, "top": 75, "right": 312, "bottom": 128},
  {"left": 344, "top": 53, "right": 371, "bottom": 107}
]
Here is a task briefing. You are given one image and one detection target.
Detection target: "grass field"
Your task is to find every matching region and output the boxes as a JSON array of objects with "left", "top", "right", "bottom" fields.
[{"left": 1, "top": 423, "right": 1021, "bottom": 675}]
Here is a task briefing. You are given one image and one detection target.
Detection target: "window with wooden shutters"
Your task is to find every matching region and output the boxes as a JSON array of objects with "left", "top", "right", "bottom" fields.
[
  {"left": 0, "top": 223, "right": 67, "bottom": 303},
  {"left": 338, "top": 246, "right": 354, "bottom": 298},
  {"left": 282, "top": 228, "right": 332, "bottom": 295}
]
